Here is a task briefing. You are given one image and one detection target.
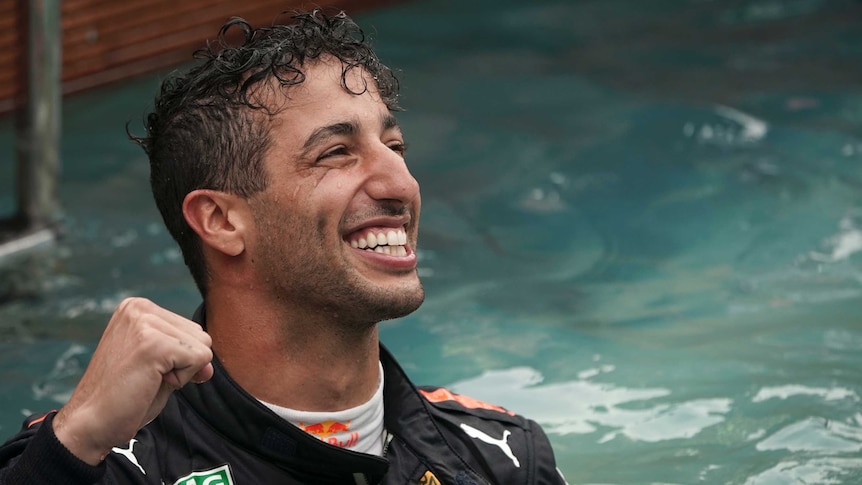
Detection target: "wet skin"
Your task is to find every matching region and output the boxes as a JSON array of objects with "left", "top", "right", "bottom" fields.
[{"left": 245, "top": 56, "right": 425, "bottom": 325}]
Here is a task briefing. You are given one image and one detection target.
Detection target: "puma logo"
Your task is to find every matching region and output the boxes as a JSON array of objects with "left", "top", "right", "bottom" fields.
[
  {"left": 460, "top": 423, "right": 520, "bottom": 468},
  {"left": 112, "top": 439, "right": 146, "bottom": 475}
]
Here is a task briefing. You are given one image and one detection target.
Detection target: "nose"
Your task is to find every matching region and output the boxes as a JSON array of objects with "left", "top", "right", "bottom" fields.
[{"left": 364, "top": 143, "right": 420, "bottom": 204}]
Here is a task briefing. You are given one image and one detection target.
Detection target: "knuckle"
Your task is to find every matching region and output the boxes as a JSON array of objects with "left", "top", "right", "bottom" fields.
[
  {"left": 116, "top": 297, "right": 153, "bottom": 319},
  {"left": 195, "top": 345, "right": 213, "bottom": 363},
  {"left": 198, "top": 330, "right": 213, "bottom": 348},
  {"left": 133, "top": 326, "right": 161, "bottom": 351}
]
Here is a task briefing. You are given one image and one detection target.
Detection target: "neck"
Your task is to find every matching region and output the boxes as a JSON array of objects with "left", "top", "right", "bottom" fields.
[{"left": 204, "top": 289, "right": 381, "bottom": 412}]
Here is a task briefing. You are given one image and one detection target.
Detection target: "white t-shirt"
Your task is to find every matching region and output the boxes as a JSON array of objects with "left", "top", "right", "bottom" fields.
[{"left": 260, "top": 362, "right": 387, "bottom": 456}]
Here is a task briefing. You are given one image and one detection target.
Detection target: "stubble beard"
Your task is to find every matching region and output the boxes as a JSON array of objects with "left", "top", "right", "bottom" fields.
[
  {"left": 254, "top": 213, "right": 425, "bottom": 328},
  {"left": 268, "top": 254, "right": 425, "bottom": 327}
]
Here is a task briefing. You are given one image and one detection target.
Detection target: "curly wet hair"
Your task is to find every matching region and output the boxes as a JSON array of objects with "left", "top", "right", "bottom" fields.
[{"left": 130, "top": 9, "right": 401, "bottom": 295}]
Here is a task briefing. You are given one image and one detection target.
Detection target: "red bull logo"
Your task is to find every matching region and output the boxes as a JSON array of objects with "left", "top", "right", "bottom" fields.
[{"left": 299, "top": 420, "right": 359, "bottom": 448}]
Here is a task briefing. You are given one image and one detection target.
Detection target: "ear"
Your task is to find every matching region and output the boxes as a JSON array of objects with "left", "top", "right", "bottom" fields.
[{"left": 182, "top": 189, "right": 249, "bottom": 257}]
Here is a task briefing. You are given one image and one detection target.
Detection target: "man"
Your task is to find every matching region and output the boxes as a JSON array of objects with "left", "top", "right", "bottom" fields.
[{"left": 0, "top": 10, "right": 566, "bottom": 484}]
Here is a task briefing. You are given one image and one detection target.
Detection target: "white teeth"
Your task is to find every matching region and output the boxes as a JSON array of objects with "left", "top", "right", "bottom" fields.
[{"left": 350, "top": 228, "right": 409, "bottom": 254}]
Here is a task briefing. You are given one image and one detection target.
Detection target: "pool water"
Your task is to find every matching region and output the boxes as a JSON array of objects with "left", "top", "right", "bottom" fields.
[{"left": 2, "top": 0, "right": 862, "bottom": 483}]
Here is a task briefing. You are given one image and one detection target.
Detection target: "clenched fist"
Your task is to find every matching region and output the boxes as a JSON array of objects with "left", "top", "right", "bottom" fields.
[{"left": 52, "top": 298, "right": 214, "bottom": 465}]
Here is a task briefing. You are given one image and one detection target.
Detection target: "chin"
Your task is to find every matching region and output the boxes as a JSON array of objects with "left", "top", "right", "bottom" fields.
[{"left": 365, "top": 285, "right": 425, "bottom": 323}]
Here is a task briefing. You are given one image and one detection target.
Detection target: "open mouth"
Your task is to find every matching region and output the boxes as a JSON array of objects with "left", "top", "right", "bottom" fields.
[{"left": 347, "top": 227, "right": 408, "bottom": 257}]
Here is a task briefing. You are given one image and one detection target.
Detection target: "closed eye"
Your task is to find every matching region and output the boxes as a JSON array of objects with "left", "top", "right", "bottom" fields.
[
  {"left": 388, "top": 142, "right": 408, "bottom": 156},
  {"left": 317, "top": 146, "right": 349, "bottom": 162}
]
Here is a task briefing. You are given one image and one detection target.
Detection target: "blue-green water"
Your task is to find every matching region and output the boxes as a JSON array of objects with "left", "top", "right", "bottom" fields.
[{"left": 2, "top": 0, "right": 862, "bottom": 483}]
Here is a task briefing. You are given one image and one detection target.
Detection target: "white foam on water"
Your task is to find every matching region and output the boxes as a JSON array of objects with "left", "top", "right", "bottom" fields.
[{"left": 449, "top": 366, "right": 732, "bottom": 443}]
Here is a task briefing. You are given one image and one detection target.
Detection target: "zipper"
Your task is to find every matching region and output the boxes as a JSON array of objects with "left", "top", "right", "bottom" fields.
[
  {"left": 353, "top": 431, "right": 394, "bottom": 485},
  {"left": 381, "top": 431, "right": 394, "bottom": 457}
]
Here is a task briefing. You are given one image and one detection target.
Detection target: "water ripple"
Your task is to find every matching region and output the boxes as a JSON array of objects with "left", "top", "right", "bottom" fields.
[
  {"left": 756, "top": 417, "right": 862, "bottom": 453},
  {"left": 745, "top": 457, "right": 862, "bottom": 485},
  {"left": 753, "top": 385, "right": 859, "bottom": 403},
  {"left": 449, "top": 366, "right": 731, "bottom": 443},
  {"left": 31, "top": 344, "right": 89, "bottom": 403}
]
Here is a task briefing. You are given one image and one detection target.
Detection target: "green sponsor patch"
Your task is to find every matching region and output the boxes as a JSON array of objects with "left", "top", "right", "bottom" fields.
[{"left": 172, "top": 464, "right": 234, "bottom": 485}]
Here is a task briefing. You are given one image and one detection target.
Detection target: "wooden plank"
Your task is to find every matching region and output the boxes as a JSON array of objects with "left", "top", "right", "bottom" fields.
[
  {"left": 0, "top": 29, "right": 19, "bottom": 45},
  {"left": 61, "top": 0, "right": 340, "bottom": 66},
  {"left": 62, "top": 0, "right": 374, "bottom": 73},
  {"left": 63, "top": 4, "right": 255, "bottom": 64},
  {"left": 60, "top": 0, "right": 117, "bottom": 15},
  {"left": 62, "top": 49, "right": 191, "bottom": 94},
  {"left": 0, "top": 0, "right": 405, "bottom": 115},
  {"left": 62, "top": 0, "right": 234, "bottom": 31},
  {"left": 0, "top": 48, "right": 17, "bottom": 67},
  {"left": 0, "top": 1, "right": 24, "bottom": 113}
]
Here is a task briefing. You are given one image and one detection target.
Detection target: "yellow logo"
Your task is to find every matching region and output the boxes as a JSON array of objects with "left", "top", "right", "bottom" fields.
[{"left": 419, "top": 470, "right": 440, "bottom": 485}]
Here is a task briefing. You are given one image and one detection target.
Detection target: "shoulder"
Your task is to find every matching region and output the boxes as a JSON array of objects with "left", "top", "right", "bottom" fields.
[
  {"left": 418, "top": 385, "right": 541, "bottom": 432},
  {"left": 417, "top": 386, "right": 568, "bottom": 485}
]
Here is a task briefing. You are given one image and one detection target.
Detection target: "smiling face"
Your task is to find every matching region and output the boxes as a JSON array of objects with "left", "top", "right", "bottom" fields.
[{"left": 245, "top": 57, "right": 424, "bottom": 325}]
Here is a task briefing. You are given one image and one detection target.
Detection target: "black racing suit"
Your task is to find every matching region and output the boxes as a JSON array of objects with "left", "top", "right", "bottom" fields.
[{"left": 0, "top": 308, "right": 566, "bottom": 484}]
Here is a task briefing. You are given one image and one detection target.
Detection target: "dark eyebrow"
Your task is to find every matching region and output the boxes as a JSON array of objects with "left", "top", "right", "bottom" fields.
[
  {"left": 300, "top": 114, "right": 400, "bottom": 155},
  {"left": 301, "top": 121, "right": 359, "bottom": 151},
  {"left": 382, "top": 114, "right": 399, "bottom": 132}
]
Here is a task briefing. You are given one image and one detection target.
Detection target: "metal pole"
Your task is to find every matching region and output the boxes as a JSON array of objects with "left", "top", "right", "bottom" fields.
[{"left": 16, "top": 0, "right": 62, "bottom": 231}]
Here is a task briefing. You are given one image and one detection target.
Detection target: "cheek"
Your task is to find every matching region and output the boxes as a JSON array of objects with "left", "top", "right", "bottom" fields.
[
  {"left": 317, "top": 216, "right": 328, "bottom": 239},
  {"left": 271, "top": 197, "right": 334, "bottom": 247},
  {"left": 272, "top": 171, "right": 359, "bottom": 240}
]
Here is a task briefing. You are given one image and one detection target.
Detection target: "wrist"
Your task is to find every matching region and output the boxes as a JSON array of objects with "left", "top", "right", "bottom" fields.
[
  {"left": 53, "top": 407, "right": 112, "bottom": 465},
  {"left": 1, "top": 412, "right": 105, "bottom": 484}
]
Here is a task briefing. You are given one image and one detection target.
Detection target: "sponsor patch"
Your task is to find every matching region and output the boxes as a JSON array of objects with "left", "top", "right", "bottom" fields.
[{"left": 172, "top": 464, "right": 234, "bottom": 485}]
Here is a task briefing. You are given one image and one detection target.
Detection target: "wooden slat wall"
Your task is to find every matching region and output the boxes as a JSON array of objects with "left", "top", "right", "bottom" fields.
[
  {"left": 0, "top": 0, "right": 400, "bottom": 115},
  {"left": 0, "top": 2, "right": 24, "bottom": 114}
]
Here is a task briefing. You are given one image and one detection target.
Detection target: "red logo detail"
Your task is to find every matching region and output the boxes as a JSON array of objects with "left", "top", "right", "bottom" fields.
[
  {"left": 299, "top": 420, "right": 357, "bottom": 448},
  {"left": 325, "top": 421, "right": 350, "bottom": 434},
  {"left": 300, "top": 422, "right": 326, "bottom": 435}
]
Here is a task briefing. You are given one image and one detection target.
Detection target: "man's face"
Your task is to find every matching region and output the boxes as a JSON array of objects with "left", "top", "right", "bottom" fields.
[{"left": 246, "top": 57, "right": 424, "bottom": 324}]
